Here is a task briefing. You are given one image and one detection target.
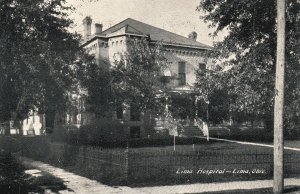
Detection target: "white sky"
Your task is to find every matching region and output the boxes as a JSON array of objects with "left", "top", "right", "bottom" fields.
[{"left": 67, "top": 0, "right": 226, "bottom": 46}]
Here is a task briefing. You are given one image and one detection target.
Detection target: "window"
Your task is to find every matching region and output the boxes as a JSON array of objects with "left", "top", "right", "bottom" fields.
[
  {"left": 130, "top": 126, "right": 140, "bottom": 138},
  {"left": 199, "top": 63, "right": 206, "bottom": 76},
  {"left": 116, "top": 101, "right": 123, "bottom": 119},
  {"left": 178, "top": 62, "right": 186, "bottom": 86},
  {"left": 130, "top": 103, "right": 140, "bottom": 121}
]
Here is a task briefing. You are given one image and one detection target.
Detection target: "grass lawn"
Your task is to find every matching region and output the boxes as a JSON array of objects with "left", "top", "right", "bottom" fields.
[
  {"left": 128, "top": 138, "right": 273, "bottom": 154},
  {"left": 126, "top": 138, "right": 300, "bottom": 187},
  {"left": 18, "top": 135, "right": 300, "bottom": 187},
  {"left": 209, "top": 126, "right": 273, "bottom": 142},
  {"left": 284, "top": 140, "right": 300, "bottom": 149},
  {"left": 209, "top": 126, "right": 300, "bottom": 148}
]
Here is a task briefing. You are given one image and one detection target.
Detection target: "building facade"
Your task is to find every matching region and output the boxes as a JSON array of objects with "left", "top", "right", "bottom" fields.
[{"left": 79, "top": 17, "right": 214, "bottom": 138}]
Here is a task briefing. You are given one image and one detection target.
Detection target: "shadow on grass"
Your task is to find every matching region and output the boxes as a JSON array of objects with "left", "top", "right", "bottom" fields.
[
  {"left": 210, "top": 126, "right": 273, "bottom": 143},
  {"left": 0, "top": 154, "right": 71, "bottom": 194}
]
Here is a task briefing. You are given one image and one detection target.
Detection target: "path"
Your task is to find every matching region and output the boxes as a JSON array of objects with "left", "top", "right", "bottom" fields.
[
  {"left": 198, "top": 136, "right": 300, "bottom": 152},
  {"left": 19, "top": 157, "right": 146, "bottom": 194},
  {"left": 137, "top": 178, "right": 300, "bottom": 194}
]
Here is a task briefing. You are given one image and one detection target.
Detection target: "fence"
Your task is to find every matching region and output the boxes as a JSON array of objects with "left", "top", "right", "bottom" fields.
[
  {"left": 48, "top": 143, "right": 129, "bottom": 185},
  {"left": 127, "top": 149, "right": 300, "bottom": 185},
  {"left": 19, "top": 137, "right": 300, "bottom": 186},
  {"left": 195, "top": 118, "right": 209, "bottom": 141},
  {"left": 20, "top": 138, "right": 128, "bottom": 185}
]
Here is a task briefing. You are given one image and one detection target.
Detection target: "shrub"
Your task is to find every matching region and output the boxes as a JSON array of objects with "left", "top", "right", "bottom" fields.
[
  {"left": 21, "top": 136, "right": 51, "bottom": 160},
  {"left": 49, "top": 125, "right": 68, "bottom": 143},
  {"left": 78, "top": 118, "right": 128, "bottom": 147}
]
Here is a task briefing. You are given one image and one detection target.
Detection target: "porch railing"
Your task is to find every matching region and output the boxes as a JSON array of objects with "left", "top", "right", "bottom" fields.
[{"left": 195, "top": 118, "right": 209, "bottom": 141}]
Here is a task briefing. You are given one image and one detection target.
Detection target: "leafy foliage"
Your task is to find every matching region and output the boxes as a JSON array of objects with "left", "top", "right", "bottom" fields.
[
  {"left": 77, "top": 53, "right": 115, "bottom": 118},
  {"left": 196, "top": 0, "right": 300, "bottom": 129},
  {"left": 168, "top": 93, "right": 195, "bottom": 120},
  {"left": 112, "top": 38, "right": 168, "bottom": 113},
  {"left": 79, "top": 118, "right": 128, "bottom": 145},
  {"left": 0, "top": 0, "right": 83, "bottom": 129},
  {"left": 208, "top": 89, "right": 230, "bottom": 124}
]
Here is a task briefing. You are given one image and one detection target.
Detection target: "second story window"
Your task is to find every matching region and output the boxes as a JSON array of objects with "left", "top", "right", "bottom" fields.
[
  {"left": 178, "top": 62, "right": 186, "bottom": 86},
  {"left": 116, "top": 101, "right": 123, "bottom": 119},
  {"left": 130, "top": 103, "right": 140, "bottom": 121},
  {"left": 199, "top": 63, "right": 206, "bottom": 76}
]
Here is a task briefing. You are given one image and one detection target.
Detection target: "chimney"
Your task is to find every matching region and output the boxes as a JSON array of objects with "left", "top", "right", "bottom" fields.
[
  {"left": 95, "top": 23, "right": 103, "bottom": 35},
  {"left": 83, "top": 16, "right": 92, "bottom": 38},
  {"left": 188, "top": 31, "right": 197, "bottom": 41}
]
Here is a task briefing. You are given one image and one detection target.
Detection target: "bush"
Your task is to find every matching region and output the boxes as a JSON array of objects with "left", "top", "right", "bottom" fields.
[
  {"left": 78, "top": 118, "right": 128, "bottom": 147},
  {"left": 21, "top": 136, "right": 51, "bottom": 160},
  {"left": 49, "top": 125, "right": 68, "bottom": 143},
  {"left": 285, "top": 126, "right": 300, "bottom": 140}
]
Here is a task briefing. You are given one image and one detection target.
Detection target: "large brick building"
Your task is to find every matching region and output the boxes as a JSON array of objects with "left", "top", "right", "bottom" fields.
[
  {"left": 82, "top": 17, "right": 212, "bottom": 87},
  {"left": 77, "top": 16, "right": 214, "bottom": 138}
]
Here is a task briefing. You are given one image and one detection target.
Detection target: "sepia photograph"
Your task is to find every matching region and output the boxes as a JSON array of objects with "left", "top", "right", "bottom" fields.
[{"left": 0, "top": 0, "right": 300, "bottom": 193}]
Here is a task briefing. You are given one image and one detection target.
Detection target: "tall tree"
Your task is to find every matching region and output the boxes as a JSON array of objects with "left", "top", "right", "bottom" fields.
[
  {"left": 112, "top": 38, "right": 168, "bottom": 115},
  {"left": 77, "top": 53, "right": 115, "bottom": 118},
  {"left": 196, "top": 0, "right": 300, "bottom": 130},
  {"left": 0, "top": 0, "right": 82, "bottom": 133}
]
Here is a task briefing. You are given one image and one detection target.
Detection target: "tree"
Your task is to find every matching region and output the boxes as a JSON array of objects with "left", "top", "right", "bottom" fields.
[
  {"left": 77, "top": 53, "right": 115, "bottom": 118},
  {"left": 208, "top": 89, "right": 230, "bottom": 124},
  {"left": 112, "top": 38, "right": 168, "bottom": 115},
  {"left": 196, "top": 0, "right": 300, "bottom": 131},
  {"left": 0, "top": 0, "right": 83, "bottom": 134}
]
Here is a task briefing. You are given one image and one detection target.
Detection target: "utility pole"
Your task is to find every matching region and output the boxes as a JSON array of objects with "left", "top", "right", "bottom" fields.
[{"left": 274, "top": 0, "right": 286, "bottom": 193}]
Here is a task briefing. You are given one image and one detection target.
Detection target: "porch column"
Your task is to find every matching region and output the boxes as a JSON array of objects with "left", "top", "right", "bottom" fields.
[
  {"left": 165, "top": 96, "right": 169, "bottom": 115},
  {"left": 194, "top": 96, "right": 199, "bottom": 118},
  {"left": 206, "top": 100, "right": 210, "bottom": 125},
  {"left": 193, "top": 96, "right": 197, "bottom": 125}
]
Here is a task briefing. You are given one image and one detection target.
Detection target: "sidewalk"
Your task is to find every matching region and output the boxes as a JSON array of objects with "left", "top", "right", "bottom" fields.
[
  {"left": 137, "top": 179, "right": 300, "bottom": 194},
  {"left": 20, "top": 157, "right": 146, "bottom": 194},
  {"left": 19, "top": 156, "right": 300, "bottom": 194},
  {"left": 198, "top": 136, "right": 300, "bottom": 152}
]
